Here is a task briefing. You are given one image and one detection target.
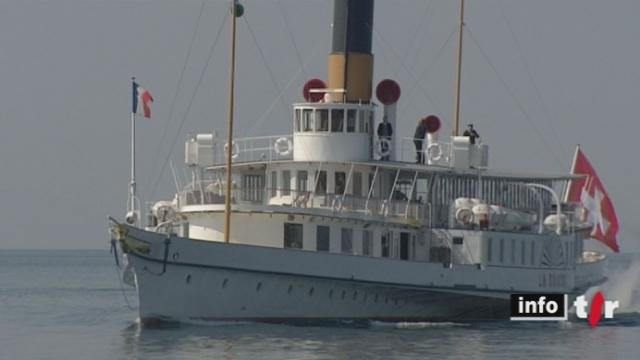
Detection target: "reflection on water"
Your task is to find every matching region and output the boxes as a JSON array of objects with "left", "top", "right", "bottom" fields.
[{"left": 116, "top": 315, "right": 640, "bottom": 360}]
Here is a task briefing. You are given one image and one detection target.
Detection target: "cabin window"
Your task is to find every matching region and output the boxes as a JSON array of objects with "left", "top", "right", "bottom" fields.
[
  {"left": 510, "top": 239, "right": 515, "bottom": 264},
  {"left": 315, "top": 170, "right": 327, "bottom": 195},
  {"left": 302, "top": 109, "right": 314, "bottom": 132},
  {"left": 331, "top": 109, "right": 344, "bottom": 132},
  {"left": 453, "top": 237, "right": 463, "bottom": 245},
  {"left": 381, "top": 233, "right": 390, "bottom": 258},
  {"left": 282, "top": 170, "right": 291, "bottom": 196},
  {"left": 316, "top": 226, "right": 330, "bottom": 252},
  {"left": 487, "top": 238, "right": 493, "bottom": 262},
  {"left": 317, "top": 109, "right": 329, "bottom": 131},
  {"left": 530, "top": 241, "right": 536, "bottom": 265},
  {"left": 295, "top": 109, "right": 301, "bottom": 132},
  {"left": 241, "top": 174, "right": 264, "bottom": 202},
  {"left": 362, "top": 230, "right": 373, "bottom": 256},
  {"left": 368, "top": 111, "right": 374, "bottom": 135},
  {"left": 335, "top": 172, "right": 346, "bottom": 195},
  {"left": 346, "top": 110, "right": 357, "bottom": 132},
  {"left": 520, "top": 240, "right": 526, "bottom": 265},
  {"left": 358, "top": 110, "right": 367, "bottom": 132},
  {"left": 353, "top": 172, "right": 362, "bottom": 197},
  {"left": 499, "top": 239, "right": 504, "bottom": 263},
  {"left": 284, "top": 223, "right": 303, "bottom": 249},
  {"left": 297, "top": 171, "right": 308, "bottom": 192},
  {"left": 271, "top": 171, "right": 277, "bottom": 197},
  {"left": 341, "top": 228, "right": 353, "bottom": 254},
  {"left": 400, "top": 233, "right": 410, "bottom": 260}
]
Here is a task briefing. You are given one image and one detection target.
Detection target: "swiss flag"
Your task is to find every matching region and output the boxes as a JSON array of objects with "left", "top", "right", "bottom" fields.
[{"left": 566, "top": 148, "right": 619, "bottom": 252}]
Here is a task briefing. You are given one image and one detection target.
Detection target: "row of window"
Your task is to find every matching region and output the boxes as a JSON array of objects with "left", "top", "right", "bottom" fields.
[
  {"left": 283, "top": 223, "right": 404, "bottom": 259},
  {"left": 294, "top": 108, "right": 373, "bottom": 134},
  {"left": 486, "top": 238, "right": 573, "bottom": 267},
  {"left": 270, "top": 169, "right": 367, "bottom": 197}
]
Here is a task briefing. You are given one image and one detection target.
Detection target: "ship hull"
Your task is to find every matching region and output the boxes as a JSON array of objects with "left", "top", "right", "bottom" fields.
[{"left": 130, "top": 253, "right": 508, "bottom": 324}]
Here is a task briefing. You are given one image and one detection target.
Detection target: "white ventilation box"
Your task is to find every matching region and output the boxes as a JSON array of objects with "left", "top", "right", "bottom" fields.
[{"left": 185, "top": 133, "right": 217, "bottom": 167}]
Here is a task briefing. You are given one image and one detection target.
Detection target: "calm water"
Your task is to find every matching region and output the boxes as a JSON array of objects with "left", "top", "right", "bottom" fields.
[{"left": 0, "top": 250, "right": 639, "bottom": 360}]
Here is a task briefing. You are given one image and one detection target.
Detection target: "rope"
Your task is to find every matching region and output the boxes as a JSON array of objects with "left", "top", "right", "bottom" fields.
[
  {"left": 394, "top": 0, "right": 433, "bottom": 79},
  {"left": 496, "top": 0, "right": 567, "bottom": 157},
  {"left": 243, "top": 14, "right": 290, "bottom": 118},
  {"left": 464, "top": 25, "right": 565, "bottom": 170},
  {"left": 146, "top": 0, "right": 208, "bottom": 199},
  {"left": 372, "top": 25, "right": 441, "bottom": 115},
  {"left": 277, "top": 0, "right": 307, "bottom": 80},
  {"left": 149, "top": 11, "right": 229, "bottom": 201}
]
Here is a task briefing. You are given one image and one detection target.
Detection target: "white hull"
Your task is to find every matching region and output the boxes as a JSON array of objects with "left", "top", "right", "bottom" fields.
[{"left": 119, "top": 225, "right": 604, "bottom": 324}]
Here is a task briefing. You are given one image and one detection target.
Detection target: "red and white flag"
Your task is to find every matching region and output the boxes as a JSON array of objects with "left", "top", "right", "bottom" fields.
[
  {"left": 565, "top": 147, "right": 619, "bottom": 252},
  {"left": 132, "top": 80, "right": 154, "bottom": 118}
]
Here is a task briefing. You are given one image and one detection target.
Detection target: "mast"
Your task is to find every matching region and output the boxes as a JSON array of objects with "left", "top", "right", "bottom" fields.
[
  {"left": 223, "top": 0, "right": 239, "bottom": 244},
  {"left": 453, "top": 0, "right": 465, "bottom": 136},
  {"left": 128, "top": 77, "right": 138, "bottom": 226}
]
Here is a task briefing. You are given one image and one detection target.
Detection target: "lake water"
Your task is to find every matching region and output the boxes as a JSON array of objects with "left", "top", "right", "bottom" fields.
[{"left": 1, "top": 250, "right": 638, "bottom": 360}]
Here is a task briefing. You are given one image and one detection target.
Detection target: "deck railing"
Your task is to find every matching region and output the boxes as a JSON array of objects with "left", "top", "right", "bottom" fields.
[
  {"left": 177, "top": 182, "right": 425, "bottom": 221},
  {"left": 211, "top": 134, "right": 294, "bottom": 165}
]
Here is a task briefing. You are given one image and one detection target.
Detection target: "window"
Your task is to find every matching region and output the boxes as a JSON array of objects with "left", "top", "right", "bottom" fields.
[
  {"left": 282, "top": 170, "right": 291, "bottom": 196},
  {"left": 358, "top": 110, "right": 367, "bottom": 132},
  {"left": 284, "top": 223, "right": 303, "bottom": 249},
  {"left": 297, "top": 171, "right": 308, "bottom": 192},
  {"left": 241, "top": 174, "right": 264, "bottom": 202},
  {"left": 400, "top": 233, "right": 409, "bottom": 260},
  {"left": 453, "top": 237, "right": 463, "bottom": 245},
  {"left": 302, "top": 109, "right": 314, "bottom": 131},
  {"left": 271, "top": 171, "right": 277, "bottom": 197},
  {"left": 520, "top": 240, "right": 526, "bottom": 265},
  {"left": 487, "top": 238, "right": 493, "bottom": 262},
  {"left": 317, "top": 109, "right": 329, "bottom": 131},
  {"left": 317, "top": 226, "right": 330, "bottom": 252},
  {"left": 341, "top": 228, "right": 353, "bottom": 254},
  {"left": 335, "top": 172, "right": 346, "bottom": 195},
  {"left": 499, "top": 239, "right": 504, "bottom": 263},
  {"left": 295, "top": 109, "right": 301, "bottom": 132},
  {"left": 362, "top": 230, "right": 373, "bottom": 256},
  {"left": 346, "top": 110, "right": 356, "bottom": 132},
  {"left": 353, "top": 172, "right": 362, "bottom": 197},
  {"left": 315, "top": 170, "right": 327, "bottom": 195},
  {"left": 530, "top": 242, "right": 535, "bottom": 265},
  {"left": 331, "top": 109, "right": 344, "bottom": 132},
  {"left": 381, "top": 233, "right": 390, "bottom": 258},
  {"left": 510, "top": 239, "right": 515, "bottom": 264}
]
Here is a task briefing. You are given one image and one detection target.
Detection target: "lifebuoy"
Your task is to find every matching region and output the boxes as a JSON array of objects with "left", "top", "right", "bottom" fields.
[
  {"left": 375, "top": 138, "right": 392, "bottom": 157},
  {"left": 274, "top": 137, "right": 293, "bottom": 156},
  {"left": 455, "top": 207, "right": 474, "bottom": 225},
  {"left": 332, "top": 196, "right": 343, "bottom": 212},
  {"left": 224, "top": 141, "right": 240, "bottom": 159},
  {"left": 426, "top": 143, "right": 442, "bottom": 161}
]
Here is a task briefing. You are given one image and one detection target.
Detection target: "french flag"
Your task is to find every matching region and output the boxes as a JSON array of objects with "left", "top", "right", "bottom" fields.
[{"left": 132, "top": 80, "right": 154, "bottom": 118}]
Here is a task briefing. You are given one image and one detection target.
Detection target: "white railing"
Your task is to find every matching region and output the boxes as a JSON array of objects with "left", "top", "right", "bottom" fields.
[
  {"left": 212, "top": 134, "right": 294, "bottom": 165},
  {"left": 398, "top": 137, "right": 452, "bottom": 165},
  {"left": 177, "top": 182, "right": 425, "bottom": 221}
]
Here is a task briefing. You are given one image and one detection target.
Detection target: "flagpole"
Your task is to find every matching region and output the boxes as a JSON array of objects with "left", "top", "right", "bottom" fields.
[
  {"left": 128, "top": 77, "right": 138, "bottom": 225},
  {"left": 562, "top": 144, "right": 580, "bottom": 202},
  {"left": 452, "top": 0, "right": 465, "bottom": 137},
  {"left": 223, "top": 1, "right": 238, "bottom": 244}
]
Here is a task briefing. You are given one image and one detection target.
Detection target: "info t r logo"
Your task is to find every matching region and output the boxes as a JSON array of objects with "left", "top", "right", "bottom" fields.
[{"left": 574, "top": 291, "right": 619, "bottom": 327}]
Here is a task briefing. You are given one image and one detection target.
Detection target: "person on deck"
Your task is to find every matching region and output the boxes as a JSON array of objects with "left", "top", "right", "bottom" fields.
[
  {"left": 377, "top": 116, "right": 393, "bottom": 161},
  {"left": 463, "top": 123, "right": 480, "bottom": 145},
  {"left": 413, "top": 118, "right": 427, "bottom": 164}
]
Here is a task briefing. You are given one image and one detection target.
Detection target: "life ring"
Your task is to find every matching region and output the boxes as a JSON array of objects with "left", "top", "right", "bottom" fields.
[
  {"left": 332, "top": 196, "right": 343, "bottom": 212},
  {"left": 455, "top": 207, "right": 474, "bottom": 225},
  {"left": 224, "top": 141, "right": 240, "bottom": 159},
  {"left": 375, "top": 138, "right": 392, "bottom": 157},
  {"left": 274, "top": 137, "right": 293, "bottom": 156},
  {"left": 426, "top": 143, "right": 442, "bottom": 162}
]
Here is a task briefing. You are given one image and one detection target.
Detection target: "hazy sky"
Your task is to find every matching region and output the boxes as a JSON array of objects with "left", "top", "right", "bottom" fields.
[{"left": 0, "top": 0, "right": 638, "bottom": 252}]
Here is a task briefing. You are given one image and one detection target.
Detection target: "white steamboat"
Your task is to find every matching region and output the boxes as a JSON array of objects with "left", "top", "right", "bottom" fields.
[{"left": 110, "top": 0, "right": 606, "bottom": 324}]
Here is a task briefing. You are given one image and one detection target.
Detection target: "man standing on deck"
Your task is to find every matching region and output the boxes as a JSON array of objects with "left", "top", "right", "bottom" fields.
[
  {"left": 463, "top": 124, "right": 480, "bottom": 144},
  {"left": 413, "top": 118, "right": 427, "bottom": 164},
  {"left": 377, "top": 116, "right": 393, "bottom": 161}
]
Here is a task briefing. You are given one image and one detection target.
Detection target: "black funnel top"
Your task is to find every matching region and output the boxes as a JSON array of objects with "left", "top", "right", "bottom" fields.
[{"left": 331, "top": 0, "right": 374, "bottom": 54}]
